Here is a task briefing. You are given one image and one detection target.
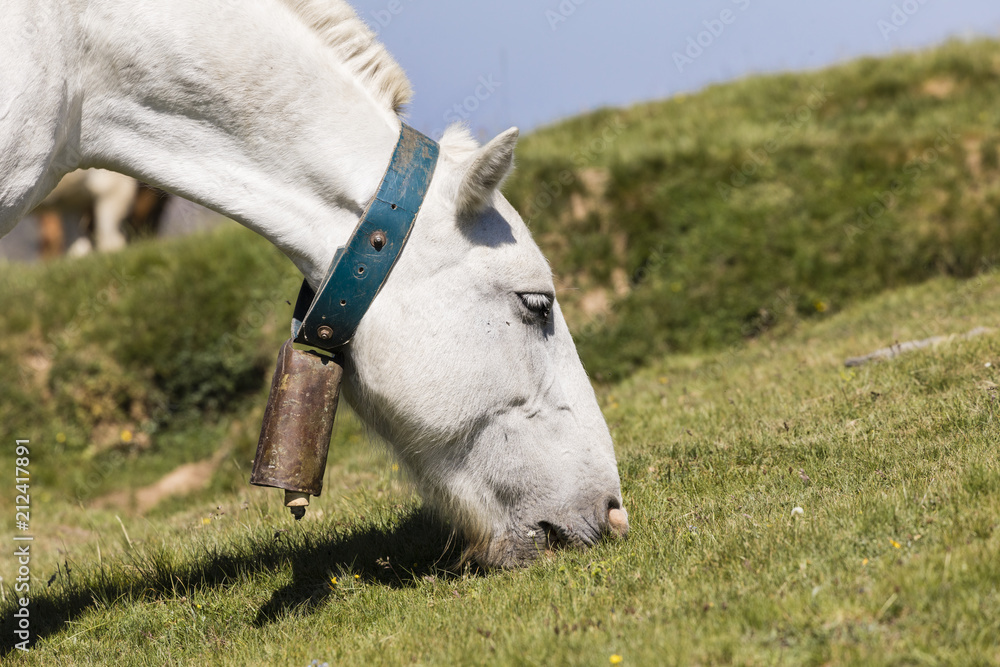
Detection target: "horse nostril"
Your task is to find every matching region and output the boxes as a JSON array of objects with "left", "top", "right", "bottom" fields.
[{"left": 607, "top": 506, "right": 629, "bottom": 538}]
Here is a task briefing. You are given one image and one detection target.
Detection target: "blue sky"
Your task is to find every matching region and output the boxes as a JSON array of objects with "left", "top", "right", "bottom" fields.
[{"left": 350, "top": 0, "right": 1000, "bottom": 141}]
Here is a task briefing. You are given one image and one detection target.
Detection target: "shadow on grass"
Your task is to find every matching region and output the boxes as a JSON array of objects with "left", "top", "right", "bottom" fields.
[{"left": 0, "top": 508, "right": 469, "bottom": 655}]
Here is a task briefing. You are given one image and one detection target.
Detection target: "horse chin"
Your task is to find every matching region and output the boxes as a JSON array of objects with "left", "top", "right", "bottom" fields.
[
  {"left": 461, "top": 534, "right": 544, "bottom": 569},
  {"left": 461, "top": 519, "right": 603, "bottom": 569}
]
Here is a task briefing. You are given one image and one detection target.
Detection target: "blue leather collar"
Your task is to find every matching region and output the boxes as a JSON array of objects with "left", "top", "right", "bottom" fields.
[{"left": 292, "top": 124, "right": 440, "bottom": 351}]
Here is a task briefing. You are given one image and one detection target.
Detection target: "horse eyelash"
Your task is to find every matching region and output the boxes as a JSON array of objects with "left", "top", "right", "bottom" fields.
[{"left": 519, "top": 293, "right": 553, "bottom": 320}]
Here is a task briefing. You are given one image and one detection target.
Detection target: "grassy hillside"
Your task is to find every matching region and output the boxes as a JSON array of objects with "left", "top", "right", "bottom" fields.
[
  {"left": 506, "top": 38, "right": 1000, "bottom": 380},
  {"left": 3, "top": 262, "right": 999, "bottom": 665},
  {"left": 0, "top": 224, "right": 301, "bottom": 500}
]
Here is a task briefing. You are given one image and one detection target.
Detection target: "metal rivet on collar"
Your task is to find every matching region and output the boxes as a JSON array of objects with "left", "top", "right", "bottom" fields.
[
  {"left": 370, "top": 230, "right": 387, "bottom": 251},
  {"left": 317, "top": 325, "right": 334, "bottom": 340}
]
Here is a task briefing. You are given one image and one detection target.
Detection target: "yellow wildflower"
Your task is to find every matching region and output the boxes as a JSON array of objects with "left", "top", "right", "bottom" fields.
[
  {"left": 889, "top": 539, "right": 901, "bottom": 549},
  {"left": 610, "top": 656, "right": 623, "bottom": 665},
  {"left": 121, "top": 429, "right": 133, "bottom": 443}
]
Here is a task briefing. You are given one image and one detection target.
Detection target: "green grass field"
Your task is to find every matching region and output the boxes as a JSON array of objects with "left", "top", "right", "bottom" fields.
[
  {"left": 3, "top": 39, "right": 1000, "bottom": 665},
  {"left": 506, "top": 38, "right": 1000, "bottom": 381},
  {"left": 2, "top": 253, "right": 998, "bottom": 665}
]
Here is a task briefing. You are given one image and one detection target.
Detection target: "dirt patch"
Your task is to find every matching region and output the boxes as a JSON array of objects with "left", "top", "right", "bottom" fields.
[
  {"left": 580, "top": 288, "right": 610, "bottom": 318},
  {"left": 22, "top": 350, "right": 53, "bottom": 398},
  {"left": 921, "top": 77, "right": 955, "bottom": 99},
  {"left": 611, "top": 267, "right": 630, "bottom": 296},
  {"left": 93, "top": 447, "right": 229, "bottom": 514},
  {"left": 567, "top": 167, "right": 611, "bottom": 225},
  {"left": 964, "top": 137, "right": 983, "bottom": 178},
  {"left": 578, "top": 167, "right": 610, "bottom": 196}
]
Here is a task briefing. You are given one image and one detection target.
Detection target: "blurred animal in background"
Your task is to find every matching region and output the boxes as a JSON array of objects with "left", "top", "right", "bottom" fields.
[{"left": 32, "top": 169, "right": 170, "bottom": 259}]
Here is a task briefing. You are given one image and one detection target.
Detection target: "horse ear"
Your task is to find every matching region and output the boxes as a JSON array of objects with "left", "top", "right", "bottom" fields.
[{"left": 455, "top": 127, "right": 519, "bottom": 218}]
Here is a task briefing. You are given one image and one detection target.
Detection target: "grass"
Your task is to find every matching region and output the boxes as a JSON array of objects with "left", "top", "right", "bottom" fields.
[
  {"left": 3, "top": 38, "right": 1000, "bottom": 665},
  {"left": 0, "top": 222, "right": 301, "bottom": 500},
  {"left": 505, "top": 37, "right": 1000, "bottom": 380},
  {"left": 3, "top": 265, "right": 999, "bottom": 665}
]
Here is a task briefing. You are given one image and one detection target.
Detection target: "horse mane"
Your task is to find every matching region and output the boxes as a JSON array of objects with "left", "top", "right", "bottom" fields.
[
  {"left": 282, "top": 0, "right": 413, "bottom": 115},
  {"left": 439, "top": 124, "right": 482, "bottom": 159}
]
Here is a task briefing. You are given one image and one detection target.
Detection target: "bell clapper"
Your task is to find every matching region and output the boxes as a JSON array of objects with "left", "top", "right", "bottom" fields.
[{"left": 284, "top": 490, "right": 310, "bottom": 520}]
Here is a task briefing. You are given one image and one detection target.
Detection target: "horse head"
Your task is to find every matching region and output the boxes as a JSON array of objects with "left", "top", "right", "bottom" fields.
[{"left": 344, "top": 126, "right": 628, "bottom": 567}]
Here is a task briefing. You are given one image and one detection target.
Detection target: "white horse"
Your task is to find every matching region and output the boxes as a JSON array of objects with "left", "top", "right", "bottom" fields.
[
  {"left": 0, "top": 0, "right": 627, "bottom": 566},
  {"left": 34, "top": 168, "right": 138, "bottom": 257}
]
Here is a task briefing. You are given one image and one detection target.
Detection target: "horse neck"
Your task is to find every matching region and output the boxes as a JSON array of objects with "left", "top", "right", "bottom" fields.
[{"left": 74, "top": 0, "right": 400, "bottom": 283}]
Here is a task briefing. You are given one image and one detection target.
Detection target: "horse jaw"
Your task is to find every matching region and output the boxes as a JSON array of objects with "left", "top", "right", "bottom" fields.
[{"left": 342, "top": 129, "right": 626, "bottom": 567}]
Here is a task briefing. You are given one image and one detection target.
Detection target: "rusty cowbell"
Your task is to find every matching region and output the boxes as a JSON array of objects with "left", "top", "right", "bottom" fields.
[{"left": 251, "top": 338, "right": 343, "bottom": 519}]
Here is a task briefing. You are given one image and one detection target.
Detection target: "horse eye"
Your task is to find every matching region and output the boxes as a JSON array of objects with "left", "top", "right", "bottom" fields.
[{"left": 518, "top": 293, "right": 553, "bottom": 321}]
